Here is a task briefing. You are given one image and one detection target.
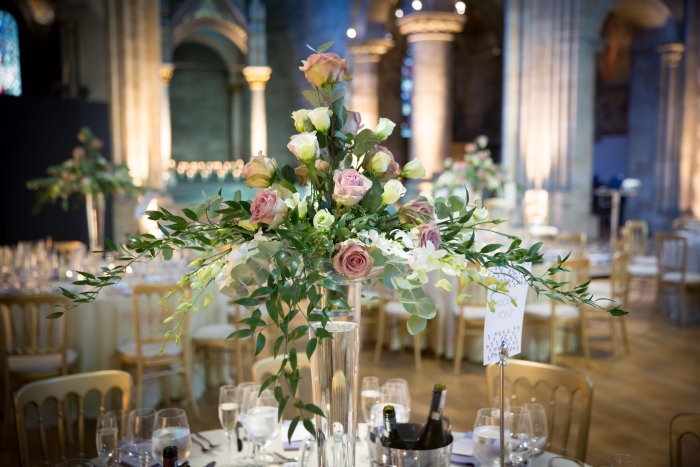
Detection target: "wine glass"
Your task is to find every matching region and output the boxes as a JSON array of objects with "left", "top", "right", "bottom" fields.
[
  {"left": 507, "top": 406, "right": 534, "bottom": 464},
  {"left": 244, "top": 388, "right": 280, "bottom": 467},
  {"left": 523, "top": 403, "right": 548, "bottom": 456},
  {"left": 370, "top": 383, "right": 409, "bottom": 428},
  {"left": 491, "top": 394, "right": 511, "bottom": 415},
  {"left": 385, "top": 379, "right": 411, "bottom": 420},
  {"left": 236, "top": 382, "right": 259, "bottom": 463},
  {"left": 152, "top": 408, "right": 191, "bottom": 462},
  {"left": 548, "top": 457, "right": 585, "bottom": 466},
  {"left": 98, "top": 409, "right": 127, "bottom": 463},
  {"left": 361, "top": 377, "right": 380, "bottom": 426},
  {"left": 473, "top": 407, "right": 511, "bottom": 467},
  {"left": 96, "top": 414, "right": 119, "bottom": 466},
  {"left": 219, "top": 384, "right": 239, "bottom": 467},
  {"left": 611, "top": 454, "right": 636, "bottom": 466},
  {"left": 126, "top": 408, "right": 156, "bottom": 467}
]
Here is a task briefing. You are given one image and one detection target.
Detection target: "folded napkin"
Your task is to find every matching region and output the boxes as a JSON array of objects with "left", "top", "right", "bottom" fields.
[
  {"left": 281, "top": 420, "right": 314, "bottom": 451},
  {"left": 451, "top": 432, "right": 480, "bottom": 466}
]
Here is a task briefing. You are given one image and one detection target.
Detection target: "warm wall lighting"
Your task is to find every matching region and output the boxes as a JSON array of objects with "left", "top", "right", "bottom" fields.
[
  {"left": 395, "top": 8, "right": 404, "bottom": 18},
  {"left": 412, "top": 1, "right": 422, "bottom": 10},
  {"left": 455, "top": 1, "right": 466, "bottom": 14},
  {"left": 346, "top": 28, "right": 357, "bottom": 38}
]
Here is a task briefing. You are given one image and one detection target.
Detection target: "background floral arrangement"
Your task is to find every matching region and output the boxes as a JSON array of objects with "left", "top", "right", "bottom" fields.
[
  {"left": 436, "top": 135, "right": 506, "bottom": 194},
  {"left": 26, "top": 127, "right": 140, "bottom": 212},
  {"left": 54, "top": 43, "right": 623, "bottom": 438}
]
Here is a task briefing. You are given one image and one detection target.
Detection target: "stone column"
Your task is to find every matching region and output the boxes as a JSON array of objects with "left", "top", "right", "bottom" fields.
[
  {"left": 229, "top": 81, "right": 245, "bottom": 161},
  {"left": 398, "top": 12, "right": 466, "bottom": 179},
  {"left": 348, "top": 39, "right": 394, "bottom": 129},
  {"left": 243, "top": 66, "right": 272, "bottom": 157},
  {"left": 655, "top": 43, "right": 685, "bottom": 215},
  {"left": 160, "top": 64, "right": 174, "bottom": 181}
]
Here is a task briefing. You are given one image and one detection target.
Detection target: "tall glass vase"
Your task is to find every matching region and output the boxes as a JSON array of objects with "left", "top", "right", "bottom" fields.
[
  {"left": 309, "top": 272, "right": 376, "bottom": 467},
  {"left": 85, "top": 192, "right": 105, "bottom": 252}
]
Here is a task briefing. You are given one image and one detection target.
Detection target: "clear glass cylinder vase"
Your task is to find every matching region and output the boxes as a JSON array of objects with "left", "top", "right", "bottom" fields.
[{"left": 309, "top": 272, "right": 375, "bottom": 467}]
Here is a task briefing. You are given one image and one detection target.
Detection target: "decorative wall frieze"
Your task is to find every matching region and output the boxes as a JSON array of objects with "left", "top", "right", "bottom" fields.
[{"left": 397, "top": 12, "right": 466, "bottom": 42}]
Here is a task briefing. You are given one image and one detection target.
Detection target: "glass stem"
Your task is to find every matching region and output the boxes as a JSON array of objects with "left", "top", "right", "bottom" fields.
[{"left": 228, "top": 433, "right": 232, "bottom": 463}]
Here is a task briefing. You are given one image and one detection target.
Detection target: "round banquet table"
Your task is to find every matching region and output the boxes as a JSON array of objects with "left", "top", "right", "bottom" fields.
[{"left": 115, "top": 425, "right": 593, "bottom": 467}]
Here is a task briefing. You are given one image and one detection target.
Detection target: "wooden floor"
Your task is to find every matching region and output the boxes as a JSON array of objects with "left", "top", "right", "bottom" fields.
[{"left": 2, "top": 285, "right": 700, "bottom": 466}]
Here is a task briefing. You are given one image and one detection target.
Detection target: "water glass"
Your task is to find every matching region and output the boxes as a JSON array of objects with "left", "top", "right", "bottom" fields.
[
  {"left": 244, "top": 389, "right": 280, "bottom": 467},
  {"left": 507, "top": 406, "right": 534, "bottom": 464},
  {"left": 98, "top": 409, "right": 127, "bottom": 462},
  {"left": 611, "top": 454, "right": 636, "bottom": 466},
  {"left": 219, "top": 384, "right": 239, "bottom": 467},
  {"left": 126, "top": 408, "right": 156, "bottom": 467},
  {"left": 548, "top": 457, "right": 584, "bottom": 466},
  {"left": 152, "top": 408, "right": 192, "bottom": 462},
  {"left": 473, "top": 407, "right": 511, "bottom": 467},
  {"left": 95, "top": 416, "right": 118, "bottom": 466},
  {"left": 360, "top": 377, "right": 380, "bottom": 425},
  {"left": 385, "top": 378, "right": 411, "bottom": 419},
  {"left": 370, "top": 383, "right": 409, "bottom": 427},
  {"left": 523, "top": 403, "right": 548, "bottom": 455}
]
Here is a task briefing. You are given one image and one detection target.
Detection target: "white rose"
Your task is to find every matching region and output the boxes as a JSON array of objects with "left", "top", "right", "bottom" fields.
[
  {"left": 308, "top": 107, "right": 333, "bottom": 132},
  {"left": 313, "top": 209, "right": 335, "bottom": 230},
  {"left": 381, "top": 179, "right": 406, "bottom": 204},
  {"left": 473, "top": 207, "right": 489, "bottom": 223},
  {"left": 375, "top": 118, "right": 396, "bottom": 141},
  {"left": 476, "top": 135, "right": 489, "bottom": 148},
  {"left": 284, "top": 192, "right": 308, "bottom": 219},
  {"left": 291, "top": 109, "right": 311, "bottom": 132},
  {"left": 287, "top": 132, "right": 319, "bottom": 163},
  {"left": 403, "top": 158, "right": 426, "bottom": 179},
  {"left": 369, "top": 151, "right": 391, "bottom": 174}
]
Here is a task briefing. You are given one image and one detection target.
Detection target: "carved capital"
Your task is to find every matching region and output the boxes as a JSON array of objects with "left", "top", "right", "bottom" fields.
[
  {"left": 397, "top": 12, "right": 466, "bottom": 43},
  {"left": 243, "top": 66, "right": 272, "bottom": 90},
  {"left": 658, "top": 43, "right": 684, "bottom": 68},
  {"left": 348, "top": 39, "right": 395, "bottom": 63},
  {"left": 160, "top": 64, "right": 174, "bottom": 86}
]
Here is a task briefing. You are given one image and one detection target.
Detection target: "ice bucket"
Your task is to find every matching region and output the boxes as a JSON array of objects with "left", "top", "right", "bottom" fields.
[{"left": 367, "top": 421, "right": 454, "bottom": 467}]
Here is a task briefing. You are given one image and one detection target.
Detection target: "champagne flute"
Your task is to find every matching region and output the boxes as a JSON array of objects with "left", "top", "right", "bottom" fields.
[
  {"left": 152, "top": 408, "right": 191, "bottom": 462},
  {"left": 219, "top": 384, "right": 239, "bottom": 466},
  {"left": 523, "top": 403, "right": 548, "bottom": 456},
  {"left": 126, "top": 408, "right": 156, "bottom": 467},
  {"left": 244, "top": 388, "right": 280, "bottom": 467},
  {"left": 96, "top": 414, "right": 118, "bottom": 466},
  {"left": 473, "top": 407, "right": 511, "bottom": 467},
  {"left": 611, "top": 454, "right": 636, "bottom": 467},
  {"left": 548, "top": 457, "right": 585, "bottom": 467},
  {"left": 361, "top": 377, "right": 380, "bottom": 426}
]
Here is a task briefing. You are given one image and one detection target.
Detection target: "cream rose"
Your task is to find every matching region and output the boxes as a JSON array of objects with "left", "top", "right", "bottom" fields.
[
  {"left": 313, "top": 209, "right": 335, "bottom": 230},
  {"left": 332, "top": 169, "right": 373, "bottom": 206},
  {"left": 308, "top": 107, "right": 333, "bottom": 132},
  {"left": 402, "top": 158, "right": 426, "bottom": 179},
  {"left": 332, "top": 241, "right": 374, "bottom": 280},
  {"left": 287, "top": 132, "right": 319, "bottom": 164},
  {"left": 363, "top": 146, "right": 399, "bottom": 182},
  {"left": 375, "top": 118, "right": 396, "bottom": 141},
  {"left": 299, "top": 52, "right": 352, "bottom": 87},
  {"left": 242, "top": 151, "right": 278, "bottom": 188},
  {"left": 381, "top": 179, "right": 406, "bottom": 204},
  {"left": 291, "top": 109, "right": 311, "bottom": 132}
]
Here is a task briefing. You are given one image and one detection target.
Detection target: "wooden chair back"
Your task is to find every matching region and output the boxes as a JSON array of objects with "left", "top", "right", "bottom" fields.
[
  {"left": 486, "top": 360, "right": 593, "bottom": 461},
  {"left": 252, "top": 354, "right": 311, "bottom": 418},
  {"left": 132, "top": 284, "right": 190, "bottom": 354},
  {"left": 0, "top": 295, "right": 70, "bottom": 374},
  {"left": 655, "top": 233, "right": 688, "bottom": 275},
  {"left": 610, "top": 251, "right": 630, "bottom": 308},
  {"left": 624, "top": 220, "right": 649, "bottom": 256},
  {"left": 670, "top": 413, "right": 700, "bottom": 467},
  {"left": 555, "top": 233, "right": 587, "bottom": 259},
  {"left": 14, "top": 370, "right": 132, "bottom": 466},
  {"left": 556, "top": 259, "right": 590, "bottom": 294}
]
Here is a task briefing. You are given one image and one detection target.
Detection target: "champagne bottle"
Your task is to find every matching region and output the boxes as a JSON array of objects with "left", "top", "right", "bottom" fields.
[
  {"left": 413, "top": 383, "right": 447, "bottom": 450},
  {"left": 380, "top": 405, "right": 408, "bottom": 449},
  {"left": 162, "top": 445, "right": 178, "bottom": 467}
]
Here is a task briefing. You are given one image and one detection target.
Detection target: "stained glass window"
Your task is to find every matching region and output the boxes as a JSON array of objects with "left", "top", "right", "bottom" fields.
[{"left": 0, "top": 11, "right": 21, "bottom": 96}]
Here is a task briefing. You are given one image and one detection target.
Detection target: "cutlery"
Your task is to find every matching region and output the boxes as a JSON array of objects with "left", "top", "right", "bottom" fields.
[
  {"left": 194, "top": 431, "right": 220, "bottom": 449},
  {"left": 271, "top": 451, "right": 298, "bottom": 462},
  {"left": 204, "top": 463, "right": 216, "bottom": 467},
  {"left": 191, "top": 434, "right": 210, "bottom": 452}
]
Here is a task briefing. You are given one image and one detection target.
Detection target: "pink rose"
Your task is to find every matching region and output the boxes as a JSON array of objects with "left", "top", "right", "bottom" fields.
[
  {"left": 249, "top": 188, "right": 286, "bottom": 227},
  {"left": 453, "top": 161, "right": 467, "bottom": 171},
  {"left": 399, "top": 198, "right": 435, "bottom": 224},
  {"left": 363, "top": 146, "right": 400, "bottom": 182},
  {"left": 92, "top": 138, "right": 104, "bottom": 149},
  {"left": 294, "top": 160, "right": 330, "bottom": 186},
  {"left": 72, "top": 147, "right": 85, "bottom": 159},
  {"left": 242, "top": 151, "right": 278, "bottom": 188},
  {"left": 332, "top": 169, "right": 372, "bottom": 206},
  {"left": 477, "top": 151, "right": 487, "bottom": 160},
  {"left": 333, "top": 241, "right": 374, "bottom": 280},
  {"left": 299, "top": 53, "right": 352, "bottom": 87},
  {"left": 341, "top": 110, "right": 363, "bottom": 136},
  {"left": 416, "top": 222, "right": 441, "bottom": 249},
  {"left": 464, "top": 142, "right": 477, "bottom": 153}
]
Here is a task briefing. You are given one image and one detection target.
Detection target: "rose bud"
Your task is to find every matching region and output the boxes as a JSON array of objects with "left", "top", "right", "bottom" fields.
[
  {"left": 363, "top": 146, "right": 399, "bottom": 182},
  {"left": 308, "top": 107, "right": 333, "bottom": 132},
  {"left": 341, "top": 110, "right": 363, "bottom": 136},
  {"left": 291, "top": 109, "right": 311, "bottom": 132},
  {"left": 402, "top": 158, "right": 426, "bottom": 179},
  {"left": 242, "top": 151, "right": 278, "bottom": 188},
  {"left": 299, "top": 52, "right": 352, "bottom": 87},
  {"left": 375, "top": 118, "right": 396, "bottom": 141},
  {"left": 287, "top": 132, "right": 320, "bottom": 163},
  {"left": 381, "top": 179, "right": 406, "bottom": 205}
]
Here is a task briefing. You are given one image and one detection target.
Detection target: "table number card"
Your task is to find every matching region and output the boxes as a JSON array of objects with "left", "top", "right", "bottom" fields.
[{"left": 483, "top": 263, "right": 532, "bottom": 365}]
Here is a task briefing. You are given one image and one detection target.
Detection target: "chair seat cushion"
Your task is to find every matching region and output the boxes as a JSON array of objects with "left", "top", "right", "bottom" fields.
[
  {"left": 661, "top": 271, "right": 700, "bottom": 284},
  {"left": 454, "top": 305, "right": 486, "bottom": 320},
  {"left": 117, "top": 341, "right": 181, "bottom": 359},
  {"left": 632, "top": 255, "right": 657, "bottom": 266},
  {"left": 385, "top": 301, "right": 410, "bottom": 317},
  {"left": 193, "top": 323, "right": 238, "bottom": 342},
  {"left": 525, "top": 302, "right": 580, "bottom": 319},
  {"left": 9, "top": 349, "right": 79, "bottom": 374},
  {"left": 628, "top": 263, "right": 658, "bottom": 277}
]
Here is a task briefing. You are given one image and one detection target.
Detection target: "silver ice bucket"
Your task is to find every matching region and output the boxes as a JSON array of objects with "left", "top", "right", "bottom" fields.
[{"left": 367, "top": 421, "right": 454, "bottom": 467}]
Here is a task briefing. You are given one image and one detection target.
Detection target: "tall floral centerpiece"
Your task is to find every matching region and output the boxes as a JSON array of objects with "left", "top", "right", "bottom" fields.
[
  {"left": 436, "top": 135, "right": 506, "bottom": 199},
  {"left": 54, "top": 44, "right": 623, "bottom": 466},
  {"left": 26, "top": 127, "right": 140, "bottom": 251}
]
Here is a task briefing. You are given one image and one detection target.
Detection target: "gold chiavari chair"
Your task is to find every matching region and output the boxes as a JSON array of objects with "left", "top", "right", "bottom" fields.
[
  {"left": 252, "top": 354, "right": 311, "bottom": 419},
  {"left": 14, "top": 370, "right": 132, "bottom": 467},
  {"left": 670, "top": 413, "right": 700, "bottom": 467},
  {"left": 373, "top": 283, "right": 423, "bottom": 371},
  {"left": 0, "top": 294, "right": 78, "bottom": 448},
  {"left": 485, "top": 360, "right": 594, "bottom": 461},
  {"left": 554, "top": 232, "right": 587, "bottom": 259},
  {"left": 585, "top": 251, "right": 631, "bottom": 359},
  {"left": 623, "top": 220, "right": 659, "bottom": 302},
  {"left": 672, "top": 216, "right": 698, "bottom": 232},
  {"left": 654, "top": 234, "right": 700, "bottom": 326},
  {"left": 524, "top": 259, "right": 592, "bottom": 367},
  {"left": 453, "top": 278, "right": 487, "bottom": 375},
  {"left": 116, "top": 284, "right": 200, "bottom": 418}
]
